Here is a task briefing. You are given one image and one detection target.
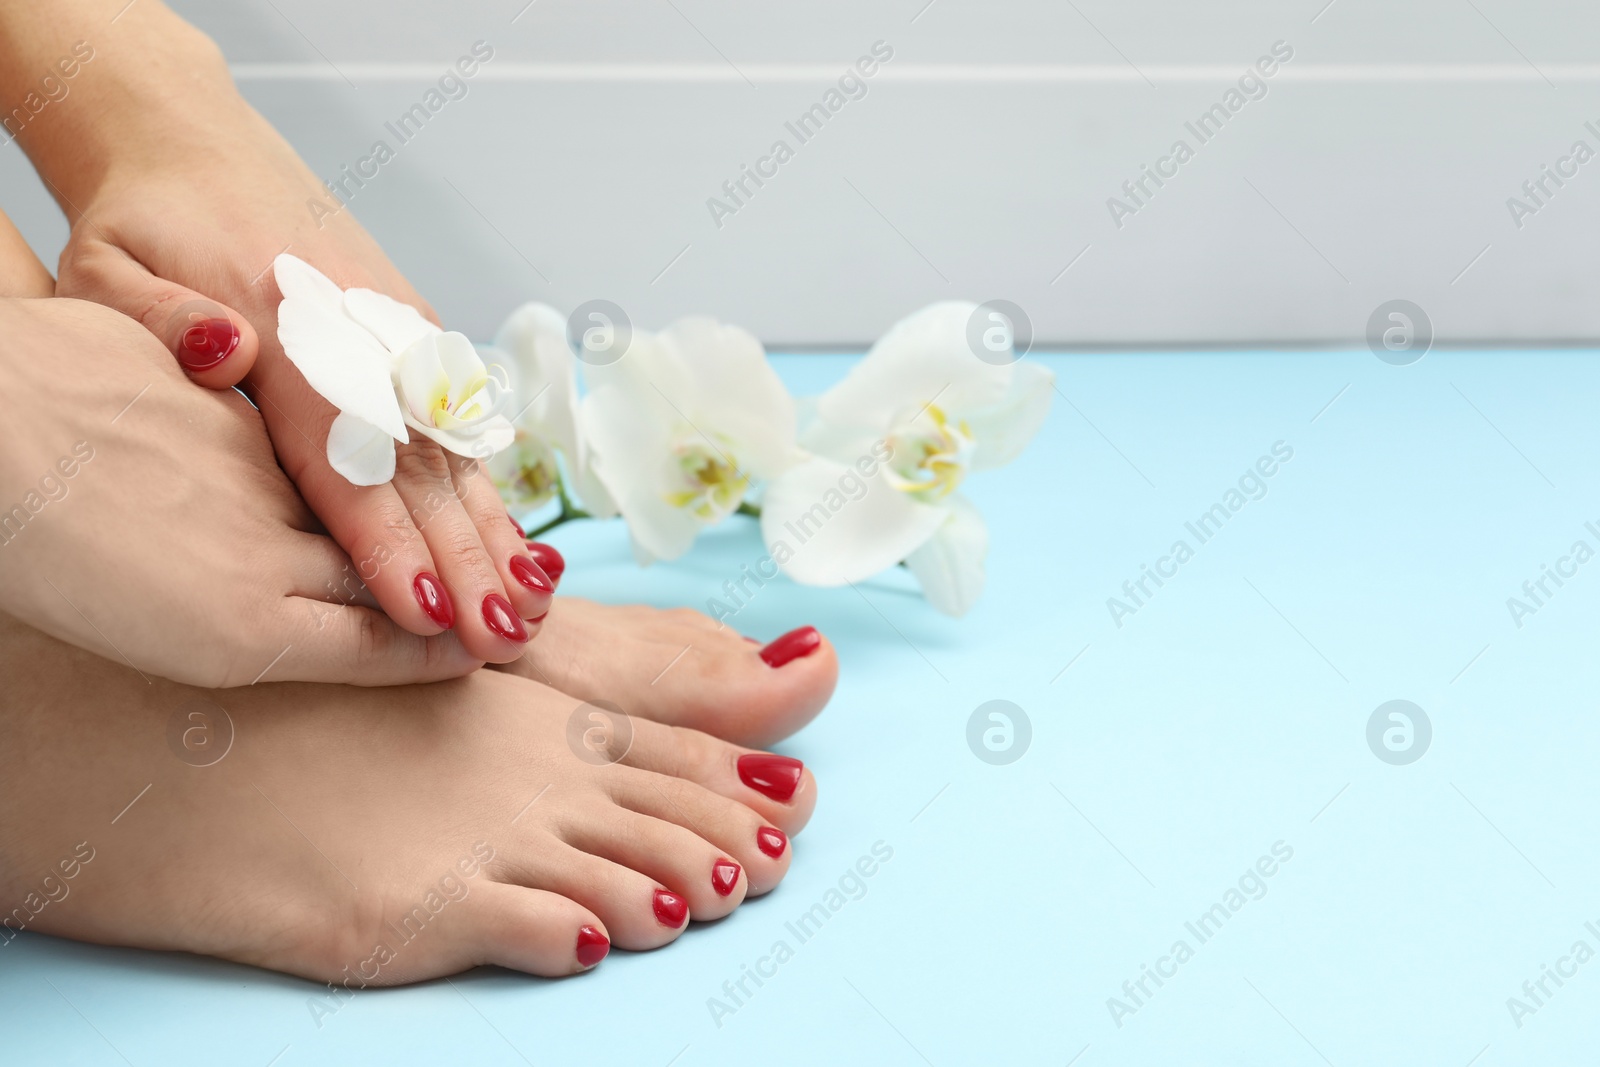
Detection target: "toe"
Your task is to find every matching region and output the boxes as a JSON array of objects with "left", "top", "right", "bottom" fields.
[
  {"left": 460, "top": 882, "right": 609, "bottom": 976},
  {"left": 606, "top": 768, "right": 793, "bottom": 896},
  {"left": 557, "top": 804, "right": 748, "bottom": 922},
  {"left": 495, "top": 832, "right": 691, "bottom": 950},
  {"left": 620, "top": 717, "right": 818, "bottom": 834}
]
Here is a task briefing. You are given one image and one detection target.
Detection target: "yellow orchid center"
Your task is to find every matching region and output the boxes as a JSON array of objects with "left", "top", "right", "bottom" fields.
[
  {"left": 885, "top": 404, "right": 975, "bottom": 502},
  {"left": 662, "top": 437, "right": 750, "bottom": 521}
]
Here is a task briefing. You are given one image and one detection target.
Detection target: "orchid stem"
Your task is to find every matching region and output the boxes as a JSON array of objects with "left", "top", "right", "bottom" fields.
[
  {"left": 525, "top": 477, "right": 592, "bottom": 539},
  {"left": 735, "top": 501, "right": 762, "bottom": 519}
]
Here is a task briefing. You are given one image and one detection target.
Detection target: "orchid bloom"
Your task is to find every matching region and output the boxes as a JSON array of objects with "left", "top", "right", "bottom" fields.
[
  {"left": 580, "top": 316, "right": 799, "bottom": 563},
  {"left": 482, "top": 303, "right": 615, "bottom": 517},
  {"left": 760, "top": 301, "right": 1053, "bottom": 616},
  {"left": 274, "top": 253, "right": 514, "bottom": 486}
]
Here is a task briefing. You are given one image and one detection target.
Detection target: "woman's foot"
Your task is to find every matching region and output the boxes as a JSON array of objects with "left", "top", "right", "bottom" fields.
[
  {"left": 498, "top": 595, "right": 838, "bottom": 748},
  {"left": 0, "top": 616, "right": 814, "bottom": 985}
]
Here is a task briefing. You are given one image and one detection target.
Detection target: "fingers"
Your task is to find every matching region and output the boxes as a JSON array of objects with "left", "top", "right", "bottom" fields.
[
  {"left": 450, "top": 456, "right": 554, "bottom": 625},
  {"left": 389, "top": 443, "right": 537, "bottom": 661},
  {"left": 249, "top": 353, "right": 464, "bottom": 641},
  {"left": 58, "top": 233, "right": 258, "bottom": 387},
  {"left": 279, "top": 598, "right": 483, "bottom": 685}
]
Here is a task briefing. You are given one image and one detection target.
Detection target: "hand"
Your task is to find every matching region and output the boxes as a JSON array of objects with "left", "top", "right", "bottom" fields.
[
  {"left": 26, "top": 9, "right": 552, "bottom": 662},
  {"left": 0, "top": 295, "right": 484, "bottom": 687}
]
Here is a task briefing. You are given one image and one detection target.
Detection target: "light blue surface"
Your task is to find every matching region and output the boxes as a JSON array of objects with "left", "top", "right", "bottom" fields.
[{"left": 7, "top": 349, "right": 1600, "bottom": 1065}]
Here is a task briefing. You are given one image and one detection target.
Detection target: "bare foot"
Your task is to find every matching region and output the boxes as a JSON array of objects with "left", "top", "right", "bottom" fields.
[
  {"left": 498, "top": 594, "right": 838, "bottom": 748},
  {"left": 0, "top": 614, "right": 815, "bottom": 985}
]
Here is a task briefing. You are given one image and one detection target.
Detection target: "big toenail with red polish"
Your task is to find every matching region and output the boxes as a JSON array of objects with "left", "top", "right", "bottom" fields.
[
  {"left": 737, "top": 753, "right": 803, "bottom": 802},
  {"left": 759, "top": 626, "right": 820, "bottom": 667},
  {"left": 525, "top": 541, "right": 565, "bottom": 585},
  {"left": 757, "top": 827, "right": 787, "bottom": 858},
  {"left": 576, "top": 925, "right": 610, "bottom": 967},
  {"left": 712, "top": 859, "right": 741, "bottom": 896},
  {"left": 653, "top": 889, "right": 688, "bottom": 927}
]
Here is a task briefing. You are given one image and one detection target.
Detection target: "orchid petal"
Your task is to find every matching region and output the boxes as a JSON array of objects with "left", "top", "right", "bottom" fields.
[
  {"left": 966, "top": 361, "right": 1054, "bottom": 471},
  {"left": 761, "top": 456, "right": 946, "bottom": 586},
  {"left": 274, "top": 259, "right": 408, "bottom": 442},
  {"left": 395, "top": 333, "right": 450, "bottom": 425},
  {"left": 273, "top": 253, "right": 346, "bottom": 309},
  {"left": 410, "top": 415, "right": 516, "bottom": 458},
  {"left": 343, "top": 286, "right": 439, "bottom": 354},
  {"left": 326, "top": 411, "right": 397, "bottom": 486},
  {"left": 659, "top": 316, "right": 797, "bottom": 477},
  {"left": 816, "top": 301, "right": 1012, "bottom": 429},
  {"left": 904, "top": 494, "right": 988, "bottom": 616}
]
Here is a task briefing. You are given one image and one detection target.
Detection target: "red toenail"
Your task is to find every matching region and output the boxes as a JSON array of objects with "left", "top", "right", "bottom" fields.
[
  {"left": 757, "top": 827, "right": 787, "bottom": 858},
  {"left": 508, "top": 513, "right": 526, "bottom": 538},
  {"left": 653, "top": 889, "right": 688, "bottom": 927},
  {"left": 758, "top": 626, "right": 820, "bottom": 668},
  {"left": 575, "top": 925, "right": 609, "bottom": 967},
  {"left": 738, "top": 753, "right": 804, "bottom": 803},
  {"left": 712, "top": 859, "right": 741, "bottom": 896},
  {"left": 413, "top": 572, "right": 454, "bottom": 629},
  {"left": 178, "top": 317, "right": 240, "bottom": 372},
  {"left": 482, "top": 594, "right": 529, "bottom": 642},
  {"left": 525, "top": 541, "right": 565, "bottom": 585},
  {"left": 510, "top": 555, "right": 554, "bottom": 595}
]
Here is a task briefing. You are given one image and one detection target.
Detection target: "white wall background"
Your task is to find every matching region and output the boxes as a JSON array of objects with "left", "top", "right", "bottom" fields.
[{"left": 5, "top": 0, "right": 1600, "bottom": 346}]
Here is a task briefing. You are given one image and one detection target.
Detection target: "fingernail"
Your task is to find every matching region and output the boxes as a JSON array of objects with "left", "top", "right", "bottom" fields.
[
  {"left": 482, "top": 594, "right": 529, "bottom": 642},
  {"left": 413, "top": 572, "right": 454, "bottom": 629},
  {"left": 756, "top": 827, "right": 787, "bottom": 858},
  {"left": 178, "top": 317, "right": 240, "bottom": 372},
  {"left": 759, "top": 626, "right": 821, "bottom": 668},
  {"left": 737, "top": 753, "right": 804, "bottom": 803},
  {"left": 525, "top": 541, "right": 565, "bottom": 585},
  {"left": 575, "top": 925, "right": 609, "bottom": 968},
  {"left": 509, "top": 555, "right": 554, "bottom": 595},
  {"left": 508, "top": 513, "right": 526, "bottom": 538},
  {"left": 653, "top": 888, "right": 688, "bottom": 928},
  {"left": 712, "top": 859, "right": 741, "bottom": 897}
]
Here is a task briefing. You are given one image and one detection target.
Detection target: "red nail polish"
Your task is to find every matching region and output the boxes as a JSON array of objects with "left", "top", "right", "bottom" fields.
[
  {"left": 653, "top": 888, "right": 688, "bottom": 928},
  {"left": 528, "top": 612, "right": 548, "bottom": 624},
  {"left": 413, "top": 572, "right": 454, "bottom": 629},
  {"left": 525, "top": 541, "right": 565, "bottom": 585},
  {"left": 737, "top": 753, "right": 803, "bottom": 803},
  {"left": 759, "top": 626, "right": 821, "bottom": 668},
  {"left": 756, "top": 827, "right": 787, "bottom": 858},
  {"left": 575, "top": 925, "right": 609, "bottom": 967},
  {"left": 508, "top": 514, "right": 526, "bottom": 538},
  {"left": 712, "top": 860, "right": 740, "bottom": 897},
  {"left": 482, "top": 594, "right": 529, "bottom": 642},
  {"left": 509, "top": 555, "right": 553, "bottom": 595},
  {"left": 178, "top": 317, "right": 240, "bottom": 372}
]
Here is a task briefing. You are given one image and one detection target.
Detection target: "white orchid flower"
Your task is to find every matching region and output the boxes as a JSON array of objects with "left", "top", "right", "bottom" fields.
[
  {"left": 482, "top": 303, "right": 615, "bottom": 517},
  {"left": 581, "top": 316, "right": 798, "bottom": 564},
  {"left": 273, "top": 253, "right": 514, "bottom": 486},
  {"left": 760, "top": 301, "right": 1053, "bottom": 616}
]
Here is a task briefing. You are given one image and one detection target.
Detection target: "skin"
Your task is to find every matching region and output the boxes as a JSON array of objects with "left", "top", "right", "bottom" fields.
[
  {"left": 0, "top": 215, "right": 486, "bottom": 686},
  {"left": 0, "top": 609, "right": 817, "bottom": 982},
  {"left": 502, "top": 599, "right": 838, "bottom": 749},
  {"left": 1, "top": 0, "right": 553, "bottom": 661}
]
